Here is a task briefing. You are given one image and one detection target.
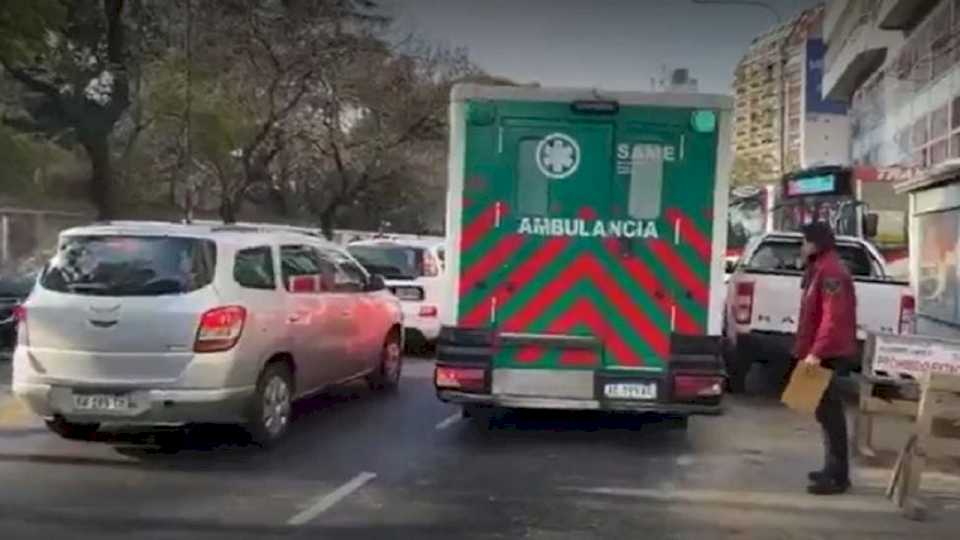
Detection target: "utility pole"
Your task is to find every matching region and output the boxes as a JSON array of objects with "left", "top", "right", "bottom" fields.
[{"left": 183, "top": 0, "right": 194, "bottom": 223}]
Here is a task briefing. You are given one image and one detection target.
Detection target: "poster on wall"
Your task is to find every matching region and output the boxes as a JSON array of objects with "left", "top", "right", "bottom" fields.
[
  {"left": 727, "top": 186, "right": 769, "bottom": 253},
  {"left": 916, "top": 211, "right": 960, "bottom": 324},
  {"left": 806, "top": 39, "right": 848, "bottom": 116}
]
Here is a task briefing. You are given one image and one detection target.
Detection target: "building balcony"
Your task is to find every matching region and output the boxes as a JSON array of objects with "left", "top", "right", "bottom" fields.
[
  {"left": 877, "top": 0, "right": 940, "bottom": 30},
  {"left": 823, "top": 0, "right": 903, "bottom": 102}
]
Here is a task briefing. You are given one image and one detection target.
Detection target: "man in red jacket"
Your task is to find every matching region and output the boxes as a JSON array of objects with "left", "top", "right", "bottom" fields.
[{"left": 794, "top": 222, "right": 857, "bottom": 495}]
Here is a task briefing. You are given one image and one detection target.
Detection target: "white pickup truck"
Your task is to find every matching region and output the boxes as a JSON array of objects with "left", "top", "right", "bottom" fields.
[{"left": 724, "top": 232, "right": 914, "bottom": 392}]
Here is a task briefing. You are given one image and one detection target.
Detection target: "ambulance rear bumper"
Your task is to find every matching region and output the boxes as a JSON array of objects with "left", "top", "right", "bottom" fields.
[
  {"left": 438, "top": 390, "right": 723, "bottom": 415},
  {"left": 435, "top": 326, "right": 726, "bottom": 416}
]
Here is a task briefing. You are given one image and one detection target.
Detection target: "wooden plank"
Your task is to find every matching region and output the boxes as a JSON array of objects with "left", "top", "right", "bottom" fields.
[
  {"left": 861, "top": 396, "right": 917, "bottom": 417},
  {"left": 925, "top": 372, "right": 960, "bottom": 392}
]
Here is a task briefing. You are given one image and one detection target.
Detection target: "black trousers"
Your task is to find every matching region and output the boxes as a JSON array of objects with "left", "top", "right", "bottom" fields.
[{"left": 815, "top": 358, "right": 850, "bottom": 483}]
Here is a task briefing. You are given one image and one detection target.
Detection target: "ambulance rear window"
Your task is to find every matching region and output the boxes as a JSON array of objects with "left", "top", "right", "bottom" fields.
[{"left": 517, "top": 139, "right": 548, "bottom": 215}]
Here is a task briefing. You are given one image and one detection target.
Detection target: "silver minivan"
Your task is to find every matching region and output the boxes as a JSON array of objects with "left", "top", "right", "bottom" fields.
[{"left": 12, "top": 222, "right": 403, "bottom": 445}]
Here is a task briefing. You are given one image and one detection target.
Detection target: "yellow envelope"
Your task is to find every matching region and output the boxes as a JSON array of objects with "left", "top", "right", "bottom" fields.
[{"left": 781, "top": 362, "right": 833, "bottom": 415}]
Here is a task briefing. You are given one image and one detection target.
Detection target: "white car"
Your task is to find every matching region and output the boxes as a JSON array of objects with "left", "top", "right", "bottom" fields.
[
  {"left": 347, "top": 239, "right": 445, "bottom": 349},
  {"left": 13, "top": 221, "right": 404, "bottom": 445}
]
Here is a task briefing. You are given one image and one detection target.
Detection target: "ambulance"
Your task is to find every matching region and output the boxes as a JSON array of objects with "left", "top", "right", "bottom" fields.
[{"left": 435, "top": 84, "right": 734, "bottom": 423}]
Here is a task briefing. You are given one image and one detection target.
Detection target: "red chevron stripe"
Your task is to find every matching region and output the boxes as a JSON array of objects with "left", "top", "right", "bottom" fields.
[
  {"left": 564, "top": 298, "right": 644, "bottom": 366},
  {"left": 605, "top": 242, "right": 704, "bottom": 333},
  {"left": 461, "top": 203, "right": 502, "bottom": 253},
  {"left": 503, "top": 255, "right": 669, "bottom": 358},
  {"left": 459, "top": 234, "right": 525, "bottom": 296},
  {"left": 666, "top": 208, "right": 711, "bottom": 262},
  {"left": 560, "top": 349, "right": 601, "bottom": 366},
  {"left": 460, "top": 238, "right": 569, "bottom": 327},
  {"left": 621, "top": 252, "right": 703, "bottom": 334},
  {"left": 648, "top": 239, "right": 708, "bottom": 306},
  {"left": 515, "top": 346, "right": 544, "bottom": 363}
]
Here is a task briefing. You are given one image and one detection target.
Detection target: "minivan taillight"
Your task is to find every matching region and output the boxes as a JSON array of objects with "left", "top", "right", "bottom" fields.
[
  {"left": 195, "top": 306, "right": 247, "bottom": 353},
  {"left": 12, "top": 305, "right": 26, "bottom": 324},
  {"left": 898, "top": 295, "right": 915, "bottom": 335},
  {"left": 734, "top": 281, "right": 755, "bottom": 324}
]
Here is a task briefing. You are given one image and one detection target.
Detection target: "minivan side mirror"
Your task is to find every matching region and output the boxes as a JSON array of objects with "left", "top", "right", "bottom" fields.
[
  {"left": 289, "top": 275, "right": 320, "bottom": 294},
  {"left": 863, "top": 212, "right": 879, "bottom": 239},
  {"left": 725, "top": 260, "right": 736, "bottom": 274},
  {"left": 366, "top": 274, "right": 387, "bottom": 292}
]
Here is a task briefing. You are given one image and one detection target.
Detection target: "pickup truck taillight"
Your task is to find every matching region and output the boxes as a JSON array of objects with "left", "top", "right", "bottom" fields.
[
  {"left": 898, "top": 295, "right": 916, "bottom": 335},
  {"left": 734, "top": 281, "right": 755, "bottom": 324},
  {"left": 195, "top": 306, "right": 247, "bottom": 353}
]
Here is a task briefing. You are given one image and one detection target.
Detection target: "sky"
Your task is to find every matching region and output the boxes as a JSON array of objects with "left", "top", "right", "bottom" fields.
[{"left": 381, "top": 0, "right": 822, "bottom": 94}]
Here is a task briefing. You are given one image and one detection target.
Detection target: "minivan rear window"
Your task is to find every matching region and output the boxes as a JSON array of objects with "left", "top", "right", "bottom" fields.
[
  {"left": 348, "top": 245, "right": 424, "bottom": 280},
  {"left": 40, "top": 235, "right": 217, "bottom": 296}
]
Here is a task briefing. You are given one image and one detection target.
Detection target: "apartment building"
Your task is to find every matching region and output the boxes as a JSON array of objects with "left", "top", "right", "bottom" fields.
[
  {"left": 826, "top": 0, "right": 960, "bottom": 169},
  {"left": 732, "top": 5, "right": 850, "bottom": 184}
]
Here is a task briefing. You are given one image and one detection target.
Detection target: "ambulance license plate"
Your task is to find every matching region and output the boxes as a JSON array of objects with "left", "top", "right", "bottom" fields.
[{"left": 603, "top": 382, "right": 657, "bottom": 400}]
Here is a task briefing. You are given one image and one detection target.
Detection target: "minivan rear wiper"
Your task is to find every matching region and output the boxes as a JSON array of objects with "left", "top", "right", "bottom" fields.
[{"left": 67, "top": 283, "right": 111, "bottom": 294}]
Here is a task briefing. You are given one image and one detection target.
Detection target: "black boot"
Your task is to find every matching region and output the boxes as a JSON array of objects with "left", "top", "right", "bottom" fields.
[{"left": 807, "top": 477, "right": 851, "bottom": 495}]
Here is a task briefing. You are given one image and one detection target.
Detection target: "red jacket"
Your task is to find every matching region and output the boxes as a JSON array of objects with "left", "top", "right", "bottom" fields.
[{"left": 793, "top": 249, "right": 858, "bottom": 360}]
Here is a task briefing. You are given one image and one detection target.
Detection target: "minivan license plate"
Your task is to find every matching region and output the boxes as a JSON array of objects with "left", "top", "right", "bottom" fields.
[
  {"left": 604, "top": 382, "right": 657, "bottom": 400},
  {"left": 73, "top": 394, "right": 131, "bottom": 412}
]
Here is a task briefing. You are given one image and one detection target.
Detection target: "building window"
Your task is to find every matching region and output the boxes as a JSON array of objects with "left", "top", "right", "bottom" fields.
[
  {"left": 933, "top": 105, "right": 950, "bottom": 140},
  {"left": 932, "top": 139, "right": 949, "bottom": 165},
  {"left": 953, "top": 96, "right": 960, "bottom": 130},
  {"left": 931, "top": 5, "right": 953, "bottom": 80}
]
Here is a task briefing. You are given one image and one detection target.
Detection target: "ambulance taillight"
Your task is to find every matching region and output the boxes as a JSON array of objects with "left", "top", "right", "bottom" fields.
[{"left": 435, "top": 366, "right": 485, "bottom": 393}]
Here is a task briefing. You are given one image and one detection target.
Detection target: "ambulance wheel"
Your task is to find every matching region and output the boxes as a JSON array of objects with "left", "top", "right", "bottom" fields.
[
  {"left": 661, "top": 414, "right": 689, "bottom": 430},
  {"left": 464, "top": 406, "right": 499, "bottom": 428}
]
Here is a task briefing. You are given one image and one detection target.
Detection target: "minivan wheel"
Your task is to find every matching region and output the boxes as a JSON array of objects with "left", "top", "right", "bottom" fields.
[
  {"left": 247, "top": 363, "right": 294, "bottom": 447},
  {"left": 44, "top": 417, "right": 100, "bottom": 441},
  {"left": 368, "top": 331, "right": 403, "bottom": 391}
]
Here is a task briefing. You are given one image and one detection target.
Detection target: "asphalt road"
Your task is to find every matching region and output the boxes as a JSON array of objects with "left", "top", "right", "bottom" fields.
[{"left": 1, "top": 358, "right": 960, "bottom": 539}]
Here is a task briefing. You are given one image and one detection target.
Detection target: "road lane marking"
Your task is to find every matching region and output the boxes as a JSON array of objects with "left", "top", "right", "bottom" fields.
[
  {"left": 434, "top": 413, "right": 461, "bottom": 431},
  {"left": 0, "top": 394, "right": 33, "bottom": 426},
  {"left": 566, "top": 486, "right": 894, "bottom": 514},
  {"left": 287, "top": 471, "right": 377, "bottom": 526}
]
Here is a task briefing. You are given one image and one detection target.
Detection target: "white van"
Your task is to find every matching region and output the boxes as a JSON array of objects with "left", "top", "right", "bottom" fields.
[{"left": 347, "top": 239, "right": 445, "bottom": 349}]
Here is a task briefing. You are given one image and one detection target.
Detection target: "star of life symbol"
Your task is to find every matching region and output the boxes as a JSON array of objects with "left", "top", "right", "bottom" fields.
[{"left": 536, "top": 133, "right": 580, "bottom": 179}]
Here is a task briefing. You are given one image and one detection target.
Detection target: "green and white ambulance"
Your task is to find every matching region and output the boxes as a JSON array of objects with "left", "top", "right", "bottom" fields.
[{"left": 435, "top": 84, "right": 733, "bottom": 421}]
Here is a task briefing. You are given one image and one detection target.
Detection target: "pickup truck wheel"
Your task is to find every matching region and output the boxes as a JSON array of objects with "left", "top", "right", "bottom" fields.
[
  {"left": 44, "top": 418, "right": 100, "bottom": 441},
  {"left": 725, "top": 345, "right": 751, "bottom": 394}
]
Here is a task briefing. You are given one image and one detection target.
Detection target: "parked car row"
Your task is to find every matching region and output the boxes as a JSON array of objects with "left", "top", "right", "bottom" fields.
[{"left": 11, "top": 221, "right": 405, "bottom": 445}]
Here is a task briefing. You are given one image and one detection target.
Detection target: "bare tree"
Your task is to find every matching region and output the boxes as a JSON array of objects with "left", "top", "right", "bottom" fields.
[
  {"left": 288, "top": 41, "right": 475, "bottom": 237},
  {"left": 1, "top": 0, "right": 133, "bottom": 219}
]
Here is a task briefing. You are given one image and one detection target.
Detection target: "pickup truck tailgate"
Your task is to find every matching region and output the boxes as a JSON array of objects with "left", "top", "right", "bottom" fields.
[
  {"left": 747, "top": 272, "right": 802, "bottom": 334},
  {"left": 739, "top": 271, "right": 908, "bottom": 339}
]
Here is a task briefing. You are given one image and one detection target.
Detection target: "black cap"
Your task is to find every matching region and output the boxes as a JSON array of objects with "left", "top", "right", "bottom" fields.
[{"left": 801, "top": 221, "right": 836, "bottom": 251}]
